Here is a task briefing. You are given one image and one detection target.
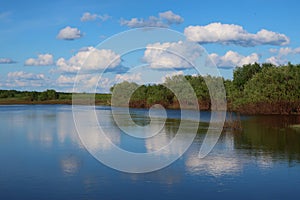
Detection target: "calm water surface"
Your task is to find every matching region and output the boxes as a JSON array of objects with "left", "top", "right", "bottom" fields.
[{"left": 0, "top": 105, "right": 300, "bottom": 199}]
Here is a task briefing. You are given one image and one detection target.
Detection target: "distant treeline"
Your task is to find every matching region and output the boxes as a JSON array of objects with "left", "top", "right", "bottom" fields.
[
  {"left": 0, "top": 89, "right": 111, "bottom": 105},
  {"left": 111, "top": 63, "right": 300, "bottom": 114},
  {"left": 0, "top": 89, "right": 61, "bottom": 101}
]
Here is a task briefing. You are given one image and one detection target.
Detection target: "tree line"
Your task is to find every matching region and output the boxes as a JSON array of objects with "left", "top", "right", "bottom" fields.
[
  {"left": 1, "top": 63, "right": 299, "bottom": 114},
  {"left": 111, "top": 63, "right": 300, "bottom": 114},
  {"left": 0, "top": 89, "right": 60, "bottom": 101},
  {"left": 0, "top": 89, "right": 111, "bottom": 105}
]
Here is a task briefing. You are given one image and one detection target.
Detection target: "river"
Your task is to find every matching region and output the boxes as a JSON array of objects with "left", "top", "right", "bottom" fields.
[{"left": 0, "top": 105, "right": 299, "bottom": 199}]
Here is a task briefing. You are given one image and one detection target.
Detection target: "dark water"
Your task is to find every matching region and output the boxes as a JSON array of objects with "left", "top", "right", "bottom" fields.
[{"left": 0, "top": 105, "right": 300, "bottom": 199}]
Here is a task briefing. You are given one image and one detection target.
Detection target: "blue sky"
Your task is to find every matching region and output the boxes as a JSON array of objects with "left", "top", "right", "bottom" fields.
[{"left": 1, "top": 0, "right": 300, "bottom": 92}]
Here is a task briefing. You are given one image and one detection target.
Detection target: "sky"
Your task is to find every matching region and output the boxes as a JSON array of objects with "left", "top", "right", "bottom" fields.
[{"left": 1, "top": 0, "right": 300, "bottom": 92}]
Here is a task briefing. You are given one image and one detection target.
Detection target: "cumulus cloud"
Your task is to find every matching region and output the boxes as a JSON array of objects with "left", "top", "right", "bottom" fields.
[
  {"left": 143, "top": 41, "right": 203, "bottom": 69},
  {"left": 56, "top": 47, "right": 121, "bottom": 73},
  {"left": 269, "top": 47, "right": 300, "bottom": 56},
  {"left": 57, "top": 26, "right": 83, "bottom": 40},
  {"left": 24, "top": 54, "right": 54, "bottom": 66},
  {"left": 266, "top": 47, "right": 300, "bottom": 65},
  {"left": 120, "top": 10, "right": 183, "bottom": 28},
  {"left": 8, "top": 71, "right": 45, "bottom": 80},
  {"left": 265, "top": 56, "right": 286, "bottom": 66},
  {"left": 0, "top": 58, "right": 16, "bottom": 64},
  {"left": 280, "top": 47, "right": 300, "bottom": 55},
  {"left": 209, "top": 51, "right": 260, "bottom": 68},
  {"left": 120, "top": 17, "right": 166, "bottom": 28},
  {"left": 269, "top": 48, "right": 278, "bottom": 54},
  {"left": 81, "top": 12, "right": 111, "bottom": 22},
  {"left": 184, "top": 22, "right": 290, "bottom": 47},
  {"left": 115, "top": 72, "right": 142, "bottom": 83},
  {"left": 158, "top": 10, "right": 184, "bottom": 24},
  {"left": 56, "top": 75, "right": 76, "bottom": 85},
  {"left": 57, "top": 74, "right": 111, "bottom": 92},
  {"left": 81, "top": 12, "right": 98, "bottom": 21},
  {"left": 57, "top": 74, "right": 96, "bottom": 87},
  {"left": 5, "top": 71, "right": 47, "bottom": 88}
]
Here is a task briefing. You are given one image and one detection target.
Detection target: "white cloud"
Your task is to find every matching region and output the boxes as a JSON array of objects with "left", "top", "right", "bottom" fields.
[
  {"left": 56, "top": 47, "right": 121, "bottom": 73},
  {"left": 57, "top": 74, "right": 111, "bottom": 92},
  {"left": 209, "top": 51, "right": 260, "bottom": 68},
  {"left": 81, "top": 12, "right": 97, "bottom": 21},
  {"left": 58, "top": 74, "right": 97, "bottom": 87},
  {"left": 120, "top": 10, "right": 183, "bottom": 28},
  {"left": 120, "top": 17, "right": 166, "bottom": 28},
  {"left": 56, "top": 75, "right": 76, "bottom": 85},
  {"left": 57, "top": 74, "right": 100, "bottom": 87},
  {"left": 8, "top": 71, "right": 45, "bottom": 80},
  {"left": 81, "top": 12, "right": 111, "bottom": 22},
  {"left": 57, "top": 26, "right": 83, "bottom": 40},
  {"left": 265, "top": 56, "right": 286, "bottom": 66},
  {"left": 184, "top": 22, "right": 290, "bottom": 47},
  {"left": 5, "top": 71, "right": 47, "bottom": 88},
  {"left": 266, "top": 47, "right": 300, "bottom": 65},
  {"left": 278, "top": 47, "right": 295, "bottom": 56},
  {"left": 158, "top": 10, "right": 184, "bottom": 24},
  {"left": 115, "top": 72, "right": 142, "bottom": 83},
  {"left": 269, "top": 48, "right": 278, "bottom": 54},
  {"left": 143, "top": 41, "right": 203, "bottom": 69},
  {"left": 25, "top": 54, "right": 54, "bottom": 66},
  {"left": 0, "top": 58, "right": 16, "bottom": 64},
  {"left": 270, "top": 47, "right": 300, "bottom": 56}
]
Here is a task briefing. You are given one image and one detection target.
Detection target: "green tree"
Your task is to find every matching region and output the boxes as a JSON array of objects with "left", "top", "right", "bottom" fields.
[
  {"left": 233, "top": 62, "right": 261, "bottom": 90},
  {"left": 46, "top": 89, "right": 58, "bottom": 100},
  {"left": 243, "top": 64, "right": 300, "bottom": 102},
  {"left": 38, "top": 89, "right": 58, "bottom": 101},
  {"left": 110, "top": 81, "right": 139, "bottom": 106}
]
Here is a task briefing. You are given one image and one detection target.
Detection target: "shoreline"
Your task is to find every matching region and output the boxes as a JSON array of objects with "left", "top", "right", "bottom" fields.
[
  {"left": 1, "top": 100, "right": 299, "bottom": 116},
  {"left": 0, "top": 100, "right": 73, "bottom": 105}
]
